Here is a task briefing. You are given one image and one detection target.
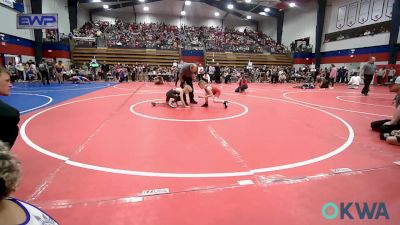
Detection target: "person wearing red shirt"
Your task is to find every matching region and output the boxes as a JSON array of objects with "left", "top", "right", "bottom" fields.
[
  {"left": 198, "top": 80, "right": 228, "bottom": 108},
  {"left": 235, "top": 75, "right": 248, "bottom": 93}
]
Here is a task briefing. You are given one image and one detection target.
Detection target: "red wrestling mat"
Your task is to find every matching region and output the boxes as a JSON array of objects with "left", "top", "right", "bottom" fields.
[{"left": 12, "top": 82, "right": 400, "bottom": 225}]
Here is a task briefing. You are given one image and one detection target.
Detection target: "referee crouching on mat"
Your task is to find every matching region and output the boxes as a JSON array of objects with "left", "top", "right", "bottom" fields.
[{"left": 177, "top": 63, "right": 198, "bottom": 104}]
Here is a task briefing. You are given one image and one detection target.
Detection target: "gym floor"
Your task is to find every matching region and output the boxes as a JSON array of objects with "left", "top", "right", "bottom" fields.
[{"left": 4, "top": 81, "right": 399, "bottom": 225}]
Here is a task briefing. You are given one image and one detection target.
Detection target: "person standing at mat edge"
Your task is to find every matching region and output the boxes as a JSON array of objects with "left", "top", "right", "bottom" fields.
[
  {"left": 178, "top": 63, "right": 198, "bottom": 104},
  {"left": 361, "top": 56, "right": 376, "bottom": 96},
  {"left": 0, "top": 66, "right": 20, "bottom": 149}
]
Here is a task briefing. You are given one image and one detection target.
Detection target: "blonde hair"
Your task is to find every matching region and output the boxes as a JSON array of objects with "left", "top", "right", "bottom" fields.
[
  {"left": 198, "top": 80, "right": 206, "bottom": 86},
  {"left": 183, "top": 85, "right": 193, "bottom": 93},
  {"left": 0, "top": 66, "right": 11, "bottom": 77},
  {"left": 0, "top": 141, "right": 21, "bottom": 200}
]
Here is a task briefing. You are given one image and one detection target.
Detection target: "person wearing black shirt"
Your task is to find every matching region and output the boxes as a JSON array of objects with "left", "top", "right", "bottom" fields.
[
  {"left": 214, "top": 63, "right": 221, "bottom": 83},
  {"left": 178, "top": 63, "right": 198, "bottom": 104},
  {"left": 0, "top": 67, "right": 20, "bottom": 149}
]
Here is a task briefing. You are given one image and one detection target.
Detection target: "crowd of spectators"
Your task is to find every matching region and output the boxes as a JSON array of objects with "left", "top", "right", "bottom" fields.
[
  {"left": 182, "top": 26, "right": 287, "bottom": 53},
  {"left": 73, "top": 19, "right": 288, "bottom": 53}
]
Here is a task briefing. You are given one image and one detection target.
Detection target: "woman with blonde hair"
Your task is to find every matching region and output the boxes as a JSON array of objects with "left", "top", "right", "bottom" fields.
[{"left": 0, "top": 141, "right": 59, "bottom": 224}]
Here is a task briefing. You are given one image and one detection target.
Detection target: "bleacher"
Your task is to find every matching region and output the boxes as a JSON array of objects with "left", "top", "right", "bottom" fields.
[
  {"left": 205, "top": 52, "right": 292, "bottom": 67},
  {"left": 72, "top": 47, "right": 292, "bottom": 67},
  {"left": 72, "top": 47, "right": 180, "bottom": 66}
]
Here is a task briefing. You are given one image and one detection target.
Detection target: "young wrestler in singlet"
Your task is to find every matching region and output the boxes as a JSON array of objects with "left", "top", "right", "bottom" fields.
[
  {"left": 151, "top": 85, "right": 192, "bottom": 108},
  {"left": 198, "top": 80, "right": 228, "bottom": 108}
]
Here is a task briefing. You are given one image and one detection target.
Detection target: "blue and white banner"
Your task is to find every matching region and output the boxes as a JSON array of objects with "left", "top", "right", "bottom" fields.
[
  {"left": 371, "top": 0, "right": 384, "bottom": 21},
  {"left": 0, "top": 0, "right": 24, "bottom": 12},
  {"left": 336, "top": 5, "right": 347, "bottom": 29},
  {"left": 386, "top": 0, "right": 394, "bottom": 17},
  {"left": 358, "top": 0, "right": 370, "bottom": 24},
  {"left": 17, "top": 14, "right": 58, "bottom": 29},
  {"left": 0, "top": 0, "right": 14, "bottom": 7},
  {"left": 347, "top": 2, "right": 358, "bottom": 27}
]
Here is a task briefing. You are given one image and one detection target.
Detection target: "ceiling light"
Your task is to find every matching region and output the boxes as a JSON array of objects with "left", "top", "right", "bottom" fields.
[
  {"left": 185, "top": 0, "right": 191, "bottom": 6},
  {"left": 92, "top": 0, "right": 101, "bottom": 2},
  {"left": 259, "top": 12, "right": 266, "bottom": 16},
  {"left": 139, "top": 0, "right": 145, "bottom": 2},
  {"left": 143, "top": 6, "right": 149, "bottom": 11},
  {"left": 245, "top": 0, "right": 251, "bottom": 3},
  {"left": 264, "top": 8, "right": 270, "bottom": 12},
  {"left": 227, "top": 4, "right": 234, "bottom": 9},
  {"left": 289, "top": 2, "right": 296, "bottom": 7},
  {"left": 214, "top": 12, "right": 220, "bottom": 17},
  {"left": 246, "top": 15, "right": 251, "bottom": 19},
  {"left": 181, "top": 11, "right": 186, "bottom": 16},
  {"left": 103, "top": 5, "right": 109, "bottom": 9}
]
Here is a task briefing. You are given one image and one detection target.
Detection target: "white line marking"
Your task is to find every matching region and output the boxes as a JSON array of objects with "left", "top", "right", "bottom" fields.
[
  {"left": 237, "top": 180, "right": 254, "bottom": 185},
  {"left": 336, "top": 95, "right": 393, "bottom": 108},
  {"left": 130, "top": 99, "right": 249, "bottom": 122},
  {"left": 282, "top": 91, "right": 391, "bottom": 117},
  {"left": 12, "top": 84, "right": 112, "bottom": 93},
  {"left": 20, "top": 93, "right": 354, "bottom": 178},
  {"left": 208, "top": 126, "right": 248, "bottom": 167},
  {"left": 11, "top": 93, "right": 53, "bottom": 113}
]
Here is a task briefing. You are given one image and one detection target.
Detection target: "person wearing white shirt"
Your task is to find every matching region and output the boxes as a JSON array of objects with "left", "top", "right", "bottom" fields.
[
  {"left": 387, "top": 66, "right": 396, "bottom": 83},
  {"left": 377, "top": 67, "right": 385, "bottom": 85},
  {"left": 197, "top": 64, "right": 204, "bottom": 81},
  {"left": 348, "top": 74, "right": 362, "bottom": 89},
  {"left": 202, "top": 73, "right": 210, "bottom": 83}
]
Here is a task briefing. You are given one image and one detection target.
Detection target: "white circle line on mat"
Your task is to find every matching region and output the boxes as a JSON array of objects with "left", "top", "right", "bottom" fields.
[
  {"left": 130, "top": 99, "right": 248, "bottom": 122},
  {"left": 282, "top": 91, "right": 391, "bottom": 117},
  {"left": 20, "top": 93, "right": 354, "bottom": 178},
  {"left": 335, "top": 95, "right": 393, "bottom": 108},
  {"left": 12, "top": 93, "right": 53, "bottom": 113},
  {"left": 12, "top": 84, "right": 112, "bottom": 93}
]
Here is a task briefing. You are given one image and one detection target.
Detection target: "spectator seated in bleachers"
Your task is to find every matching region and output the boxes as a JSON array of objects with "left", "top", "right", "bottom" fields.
[{"left": 74, "top": 20, "right": 288, "bottom": 53}]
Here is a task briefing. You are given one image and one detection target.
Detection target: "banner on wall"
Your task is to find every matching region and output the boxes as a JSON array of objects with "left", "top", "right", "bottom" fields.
[
  {"left": 371, "top": 0, "right": 384, "bottom": 21},
  {"left": 347, "top": 2, "right": 358, "bottom": 27},
  {"left": 0, "top": 0, "right": 24, "bottom": 12},
  {"left": 17, "top": 14, "right": 58, "bottom": 29},
  {"left": 358, "top": 0, "right": 370, "bottom": 24},
  {"left": 336, "top": 5, "right": 347, "bottom": 29},
  {"left": 0, "top": 0, "right": 13, "bottom": 7},
  {"left": 386, "top": 0, "right": 394, "bottom": 17}
]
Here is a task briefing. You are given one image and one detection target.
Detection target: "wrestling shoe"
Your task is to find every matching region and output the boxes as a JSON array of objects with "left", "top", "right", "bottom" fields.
[
  {"left": 168, "top": 100, "right": 177, "bottom": 108},
  {"left": 223, "top": 101, "right": 228, "bottom": 109}
]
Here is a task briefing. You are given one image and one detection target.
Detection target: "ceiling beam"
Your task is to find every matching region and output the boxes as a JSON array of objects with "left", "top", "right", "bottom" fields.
[
  {"left": 88, "top": 0, "right": 283, "bottom": 21},
  {"left": 79, "top": 0, "right": 121, "bottom": 3},
  {"left": 194, "top": 0, "right": 257, "bottom": 24},
  {"left": 90, "top": 0, "right": 162, "bottom": 13}
]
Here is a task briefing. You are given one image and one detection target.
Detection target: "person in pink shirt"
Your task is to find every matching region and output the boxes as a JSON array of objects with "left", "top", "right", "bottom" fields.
[{"left": 329, "top": 64, "right": 337, "bottom": 88}]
